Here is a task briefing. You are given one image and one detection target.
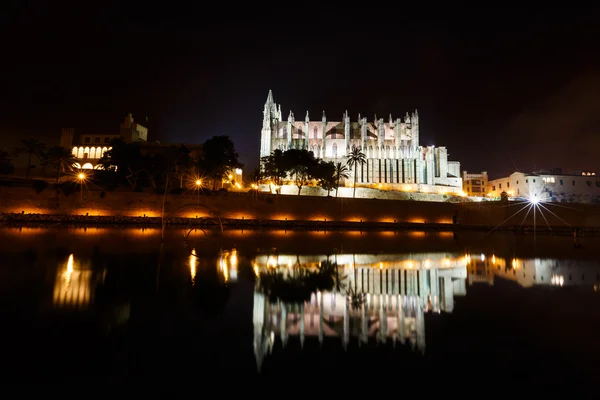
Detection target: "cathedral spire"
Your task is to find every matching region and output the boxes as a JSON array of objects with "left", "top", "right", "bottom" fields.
[{"left": 266, "top": 89, "right": 274, "bottom": 104}]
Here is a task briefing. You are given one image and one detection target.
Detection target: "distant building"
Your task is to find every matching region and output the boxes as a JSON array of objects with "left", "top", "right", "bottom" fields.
[
  {"left": 60, "top": 114, "right": 242, "bottom": 189},
  {"left": 487, "top": 169, "right": 600, "bottom": 203},
  {"left": 259, "top": 90, "right": 463, "bottom": 195},
  {"left": 61, "top": 113, "right": 148, "bottom": 170},
  {"left": 462, "top": 171, "right": 488, "bottom": 197}
]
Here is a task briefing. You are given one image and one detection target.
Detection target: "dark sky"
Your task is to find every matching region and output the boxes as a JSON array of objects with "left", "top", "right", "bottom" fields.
[{"left": 2, "top": 4, "right": 600, "bottom": 178}]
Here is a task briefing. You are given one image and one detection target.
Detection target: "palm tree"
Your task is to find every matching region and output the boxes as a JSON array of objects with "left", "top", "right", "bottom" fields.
[
  {"left": 41, "top": 146, "right": 78, "bottom": 183},
  {"left": 14, "top": 138, "right": 46, "bottom": 179},
  {"left": 346, "top": 146, "right": 366, "bottom": 198},
  {"left": 333, "top": 162, "right": 350, "bottom": 198}
]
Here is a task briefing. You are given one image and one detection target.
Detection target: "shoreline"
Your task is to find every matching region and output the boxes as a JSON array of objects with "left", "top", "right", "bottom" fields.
[{"left": 0, "top": 212, "right": 594, "bottom": 236}]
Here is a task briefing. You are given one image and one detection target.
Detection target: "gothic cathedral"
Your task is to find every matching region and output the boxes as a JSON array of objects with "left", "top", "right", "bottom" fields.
[{"left": 260, "top": 90, "right": 462, "bottom": 193}]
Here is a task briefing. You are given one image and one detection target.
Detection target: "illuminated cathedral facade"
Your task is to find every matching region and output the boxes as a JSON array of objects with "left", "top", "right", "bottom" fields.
[{"left": 260, "top": 90, "right": 462, "bottom": 193}]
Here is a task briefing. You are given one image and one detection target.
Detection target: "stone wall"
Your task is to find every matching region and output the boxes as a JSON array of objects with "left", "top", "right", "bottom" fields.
[{"left": 1, "top": 185, "right": 600, "bottom": 228}]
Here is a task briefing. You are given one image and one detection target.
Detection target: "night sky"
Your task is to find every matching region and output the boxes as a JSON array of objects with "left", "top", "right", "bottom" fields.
[{"left": 2, "top": 5, "right": 600, "bottom": 178}]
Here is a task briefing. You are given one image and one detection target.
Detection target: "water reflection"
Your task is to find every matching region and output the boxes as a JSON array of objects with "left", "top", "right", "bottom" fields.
[
  {"left": 251, "top": 252, "right": 468, "bottom": 371},
  {"left": 466, "top": 253, "right": 600, "bottom": 290},
  {"left": 2, "top": 226, "right": 600, "bottom": 386},
  {"left": 53, "top": 253, "right": 104, "bottom": 309}
]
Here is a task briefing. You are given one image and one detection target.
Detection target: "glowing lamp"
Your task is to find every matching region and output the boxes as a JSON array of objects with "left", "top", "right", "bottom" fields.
[{"left": 529, "top": 195, "right": 539, "bottom": 205}]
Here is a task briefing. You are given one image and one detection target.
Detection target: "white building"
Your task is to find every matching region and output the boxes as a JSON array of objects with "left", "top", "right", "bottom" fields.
[
  {"left": 487, "top": 169, "right": 600, "bottom": 203},
  {"left": 259, "top": 90, "right": 463, "bottom": 194}
]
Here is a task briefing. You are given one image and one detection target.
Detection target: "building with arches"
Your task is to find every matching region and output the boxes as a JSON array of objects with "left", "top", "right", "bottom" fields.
[
  {"left": 60, "top": 113, "right": 148, "bottom": 170},
  {"left": 260, "top": 90, "right": 463, "bottom": 194}
]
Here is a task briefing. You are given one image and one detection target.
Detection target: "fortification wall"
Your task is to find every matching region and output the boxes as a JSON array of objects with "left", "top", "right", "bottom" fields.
[{"left": 1, "top": 185, "right": 599, "bottom": 228}]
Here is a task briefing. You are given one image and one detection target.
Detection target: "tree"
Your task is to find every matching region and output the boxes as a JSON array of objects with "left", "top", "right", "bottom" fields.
[
  {"left": 199, "top": 136, "right": 241, "bottom": 190},
  {"left": 41, "top": 146, "right": 78, "bottom": 183},
  {"left": 246, "top": 167, "right": 263, "bottom": 197},
  {"left": 14, "top": 138, "right": 46, "bottom": 179},
  {"left": 346, "top": 146, "right": 366, "bottom": 198},
  {"left": 283, "top": 148, "right": 317, "bottom": 195},
  {"left": 314, "top": 160, "right": 337, "bottom": 196},
  {"left": 0, "top": 150, "right": 14, "bottom": 175},
  {"left": 261, "top": 149, "right": 287, "bottom": 193},
  {"left": 97, "top": 138, "right": 145, "bottom": 188},
  {"left": 333, "top": 162, "right": 350, "bottom": 197}
]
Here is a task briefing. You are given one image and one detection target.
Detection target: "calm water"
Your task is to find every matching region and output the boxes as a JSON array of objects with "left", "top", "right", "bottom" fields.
[{"left": 1, "top": 225, "right": 599, "bottom": 392}]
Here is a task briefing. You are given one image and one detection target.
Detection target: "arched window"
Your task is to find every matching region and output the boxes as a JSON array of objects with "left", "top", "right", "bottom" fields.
[
  {"left": 313, "top": 126, "right": 318, "bottom": 139},
  {"left": 77, "top": 147, "right": 84, "bottom": 158},
  {"left": 101, "top": 147, "right": 108, "bottom": 158},
  {"left": 332, "top": 143, "right": 338, "bottom": 158},
  {"left": 282, "top": 127, "right": 287, "bottom": 139},
  {"left": 72, "top": 147, "right": 78, "bottom": 156},
  {"left": 82, "top": 163, "right": 93, "bottom": 170},
  {"left": 89, "top": 147, "right": 96, "bottom": 159}
]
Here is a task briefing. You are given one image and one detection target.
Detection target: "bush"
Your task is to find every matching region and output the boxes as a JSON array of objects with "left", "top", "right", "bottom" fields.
[{"left": 32, "top": 180, "right": 48, "bottom": 194}]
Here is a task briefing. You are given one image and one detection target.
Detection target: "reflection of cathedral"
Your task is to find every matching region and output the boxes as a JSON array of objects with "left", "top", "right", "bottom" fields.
[
  {"left": 467, "top": 254, "right": 600, "bottom": 290},
  {"left": 252, "top": 253, "right": 468, "bottom": 371}
]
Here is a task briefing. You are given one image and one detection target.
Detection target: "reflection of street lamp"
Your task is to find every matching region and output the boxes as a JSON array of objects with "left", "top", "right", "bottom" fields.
[{"left": 77, "top": 172, "right": 86, "bottom": 201}]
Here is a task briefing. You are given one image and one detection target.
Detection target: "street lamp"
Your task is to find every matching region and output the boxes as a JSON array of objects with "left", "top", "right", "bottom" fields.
[
  {"left": 195, "top": 178, "right": 202, "bottom": 205},
  {"left": 77, "top": 172, "right": 86, "bottom": 201}
]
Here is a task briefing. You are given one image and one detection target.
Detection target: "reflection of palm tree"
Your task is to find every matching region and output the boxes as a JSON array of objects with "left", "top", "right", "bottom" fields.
[
  {"left": 42, "top": 146, "right": 78, "bottom": 183},
  {"left": 333, "top": 162, "right": 350, "bottom": 198},
  {"left": 346, "top": 146, "right": 366, "bottom": 198},
  {"left": 14, "top": 138, "right": 46, "bottom": 179}
]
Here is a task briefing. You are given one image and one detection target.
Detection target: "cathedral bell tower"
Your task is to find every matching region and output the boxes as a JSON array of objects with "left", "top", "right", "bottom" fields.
[{"left": 260, "top": 90, "right": 278, "bottom": 160}]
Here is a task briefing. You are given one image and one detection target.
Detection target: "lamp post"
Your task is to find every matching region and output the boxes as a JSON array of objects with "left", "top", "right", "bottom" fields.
[
  {"left": 195, "top": 179, "right": 202, "bottom": 206},
  {"left": 77, "top": 172, "right": 86, "bottom": 201}
]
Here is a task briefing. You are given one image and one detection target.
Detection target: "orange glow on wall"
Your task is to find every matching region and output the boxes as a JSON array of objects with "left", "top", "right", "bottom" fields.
[
  {"left": 272, "top": 214, "right": 293, "bottom": 221},
  {"left": 437, "top": 219, "right": 452, "bottom": 224},
  {"left": 9, "top": 207, "right": 47, "bottom": 214},
  {"left": 309, "top": 215, "right": 330, "bottom": 221},
  {"left": 72, "top": 209, "right": 109, "bottom": 216},
  {"left": 124, "top": 210, "right": 160, "bottom": 218},
  {"left": 408, "top": 218, "right": 425, "bottom": 223},
  {"left": 183, "top": 211, "right": 210, "bottom": 219},
  {"left": 345, "top": 217, "right": 363, "bottom": 222},
  {"left": 227, "top": 213, "right": 255, "bottom": 220}
]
